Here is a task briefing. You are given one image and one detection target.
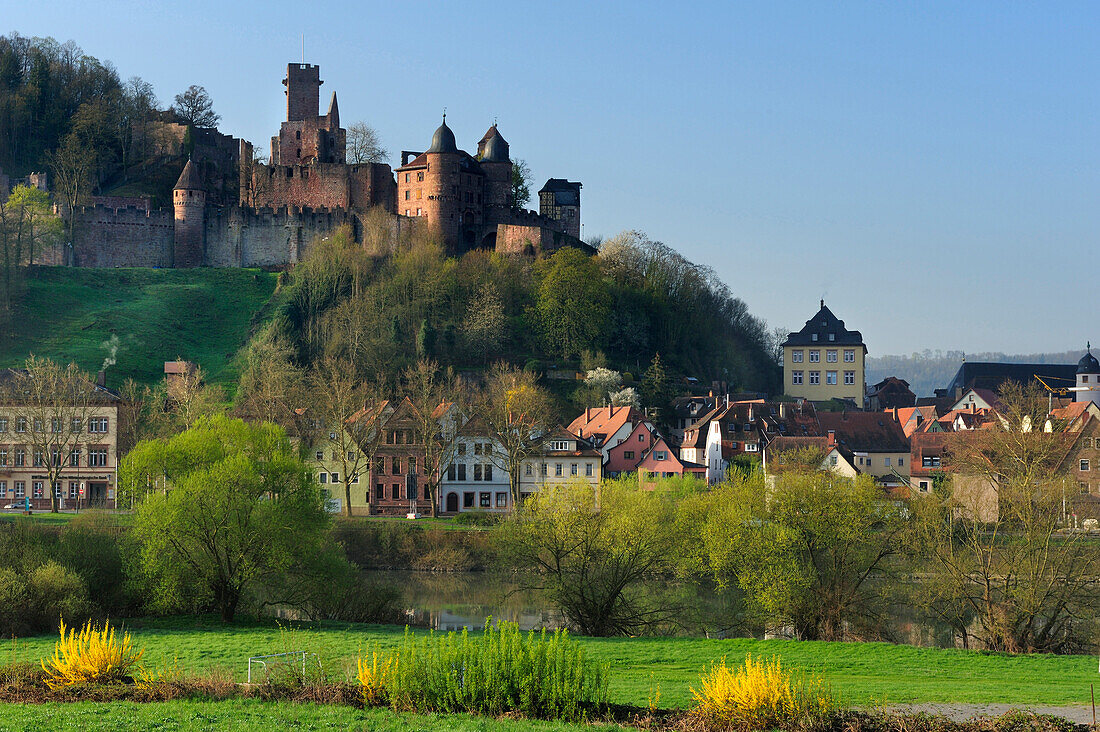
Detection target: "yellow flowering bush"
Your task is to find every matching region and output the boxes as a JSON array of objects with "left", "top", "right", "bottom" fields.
[{"left": 40, "top": 618, "right": 145, "bottom": 689}]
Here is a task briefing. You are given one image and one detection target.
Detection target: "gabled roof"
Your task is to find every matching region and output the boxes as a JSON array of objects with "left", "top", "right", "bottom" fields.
[
  {"left": 539, "top": 178, "right": 581, "bottom": 206},
  {"left": 945, "top": 362, "right": 1076, "bottom": 397},
  {"left": 781, "top": 301, "right": 865, "bottom": 348},
  {"left": 818, "top": 412, "right": 909, "bottom": 453},
  {"left": 567, "top": 406, "right": 642, "bottom": 446}
]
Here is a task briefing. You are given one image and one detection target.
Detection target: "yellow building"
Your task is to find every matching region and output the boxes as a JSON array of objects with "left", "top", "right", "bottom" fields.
[{"left": 782, "top": 300, "right": 867, "bottom": 408}]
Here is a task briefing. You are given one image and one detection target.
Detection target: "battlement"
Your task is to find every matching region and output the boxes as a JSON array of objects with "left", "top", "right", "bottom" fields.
[{"left": 73, "top": 204, "right": 173, "bottom": 224}]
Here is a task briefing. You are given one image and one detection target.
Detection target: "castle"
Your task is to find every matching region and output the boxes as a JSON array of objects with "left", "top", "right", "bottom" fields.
[{"left": 50, "top": 62, "right": 586, "bottom": 268}]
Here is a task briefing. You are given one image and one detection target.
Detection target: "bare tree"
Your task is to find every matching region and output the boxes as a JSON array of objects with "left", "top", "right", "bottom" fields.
[
  {"left": 472, "top": 362, "right": 557, "bottom": 505},
  {"left": 172, "top": 85, "right": 220, "bottom": 128},
  {"left": 47, "top": 133, "right": 95, "bottom": 250},
  {"left": 9, "top": 357, "right": 106, "bottom": 513},
  {"left": 461, "top": 283, "right": 507, "bottom": 362},
  {"left": 402, "top": 359, "right": 462, "bottom": 516},
  {"left": 346, "top": 122, "right": 389, "bottom": 165},
  {"left": 308, "top": 356, "right": 387, "bottom": 517},
  {"left": 237, "top": 145, "right": 271, "bottom": 208}
]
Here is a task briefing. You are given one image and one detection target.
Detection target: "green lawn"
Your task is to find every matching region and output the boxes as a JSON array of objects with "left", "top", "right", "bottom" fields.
[
  {"left": 1, "top": 267, "right": 280, "bottom": 387},
  {"left": 6, "top": 617, "right": 1098, "bottom": 709},
  {"left": 0, "top": 701, "right": 630, "bottom": 731}
]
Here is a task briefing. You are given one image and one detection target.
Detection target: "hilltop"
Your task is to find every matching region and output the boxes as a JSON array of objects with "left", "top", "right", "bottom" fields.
[
  {"left": 867, "top": 349, "right": 1086, "bottom": 397},
  {"left": 0, "top": 267, "right": 280, "bottom": 387}
]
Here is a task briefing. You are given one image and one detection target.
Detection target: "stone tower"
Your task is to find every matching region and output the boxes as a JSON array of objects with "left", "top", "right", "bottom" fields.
[
  {"left": 538, "top": 179, "right": 582, "bottom": 239},
  {"left": 173, "top": 159, "right": 205, "bottom": 267},
  {"left": 477, "top": 125, "right": 513, "bottom": 220},
  {"left": 271, "top": 63, "right": 346, "bottom": 165}
]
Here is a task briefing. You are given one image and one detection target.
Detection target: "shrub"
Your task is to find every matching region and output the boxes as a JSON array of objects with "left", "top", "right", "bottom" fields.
[
  {"left": 452, "top": 511, "right": 499, "bottom": 527},
  {"left": 385, "top": 621, "right": 609, "bottom": 720},
  {"left": 40, "top": 618, "right": 145, "bottom": 690},
  {"left": 25, "top": 561, "right": 91, "bottom": 630},
  {"left": 689, "top": 654, "right": 835, "bottom": 731},
  {"left": 356, "top": 650, "right": 396, "bottom": 706}
]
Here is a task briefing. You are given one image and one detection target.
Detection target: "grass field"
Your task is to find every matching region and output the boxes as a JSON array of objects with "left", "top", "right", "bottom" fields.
[
  {"left": 0, "top": 701, "right": 630, "bottom": 731},
  {"left": 6, "top": 617, "right": 1099, "bottom": 710},
  {"left": 0, "top": 266, "right": 280, "bottom": 387}
]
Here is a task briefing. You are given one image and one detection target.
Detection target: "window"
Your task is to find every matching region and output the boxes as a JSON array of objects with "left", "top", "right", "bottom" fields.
[
  {"left": 89, "top": 417, "right": 109, "bottom": 433},
  {"left": 457, "top": 464, "right": 467, "bottom": 481},
  {"left": 844, "top": 371, "right": 855, "bottom": 385},
  {"left": 826, "top": 371, "right": 837, "bottom": 385},
  {"left": 375, "top": 484, "right": 384, "bottom": 501},
  {"left": 0, "top": 418, "right": 6, "bottom": 432},
  {"left": 655, "top": 451, "right": 668, "bottom": 461},
  {"left": 791, "top": 350, "right": 803, "bottom": 363},
  {"left": 33, "top": 418, "right": 42, "bottom": 432},
  {"left": 809, "top": 371, "right": 820, "bottom": 385},
  {"left": 330, "top": 473, "right": 340, "bottom": 483},
  {"left": 525, "top": 463, "right": 532, "bottom": 476},
  {"left": 745, "top": 443, "right": 758, "bottom": 452},
  {"left": 541, "top": 463, "right": 547, "bottom": 476},
  {"left": 1081, "top": 482, "right": 1090, "bottom": 494},
  {"left": 1085, "top": 438, "right": 1094, "bottom": 448},
  {"left": 555, "top": 463, "right": 563, "bottom": 477},
  {"left": 638, "top": 434, "right": 644, "bottom": 442},
  {"left": 51, "top": 448, "right": 61, "bottom": 466},
  {"left": 54, "top": 482, "right": 62, "bottom": 498},
  {"left": 447, "top": 464, "right": 456, "bottom": 480},
  {"left": 1081, "top": 459, "right": 1091, "bottom": 472},
  {"left": 0, "top": 481, "right": 5, "bottom": 497},
  {"left": 16, "top": 417, "right": 26, "bottom": 433},
  {"left": 409, "top": 457, "right": 417, "bottom": 474},
  {"left": 898, "top": 457, "right": 904, "bottom": 466},
  {"left": 480, "top": 492, "right": 491, "bottom": 508},
  {"left": 496, "top": 492, "right": 508, "bottom": 508},
  {"left": 14, "top": 448, "right": 25, "bottom": 467},
  {"left": 570, "top": 463, "right": 578, "bottom": 475},
  {"left": 315, "top": 451, "right": 323, "bottom": 461},
  {"left": 351, "top": 473, "right": 360, "bottom": 484},
  {"left": 884, "top": 457, "right": 891, "bottom": 467},
  {"left": 484, "top": 464, "right": 493, "bottom": 481},
  {"left": 391, "top": 484, "right": 400, "bottom": 500},
  {"left": 585, "top": 463, "right": 593, "bottom": 477},
  {"left": 417, "top": 171, "right": 424, "bottom": 182},
  {"left": 624, "top": 450, "right": 635, "bottom": 459},
  {"left": 844, "top": 350, "right": 855, "bottom": 362},
  {"left": 404, "top": 190, "right": 410, "bottom": 200},
  {"left": 809, "top": 350, "right": 820, "bottom": 362},
  {"left": 830, "top": 455, "right": 838, "bottom": 466},
  {"left": 347, "top": 451, "right": 357, "bottom": 461},
  {"left": 826, "top": 350, "right": 837, "bottom": 362},
  {"left": 393, "top": 457, "right": 401, "bottom": 474},
  {"left": 811, "top": 333, "right": 818, "bottom": 342},
  {"left": 1085, "top": 376, "right": 1090, "bottom": 383},
  {"left": 474, "top": 443, "right": 483, "bottom": 455},
  {"left": 89, "top": 448, "right": 108, "bottom": 467},
  {"left": 33, "top": 481, "right": 43, "bottom": 498},
  {"left": 792, "top": 371, "right": 803, "bottom": 385},
  {"left": 550, "top": 441, "right": 569, "bottom": 451},
  {"left": 458, "top": 443, "right": 466, "bottom": 456},
  {"left": 319, "top": 473, "right": 328, "bottom": 484},
  {"left": 33, "top": 449, "right": 43, "bottom": 467},
  {"left": 0, "top": 448, "right": 5, "bottom": 466},
  {"left": 474, "top": 464, "right": 483, "bottom": 481},
  {"left": 14, "top": 481, "right": 25, "bottom": 498}
]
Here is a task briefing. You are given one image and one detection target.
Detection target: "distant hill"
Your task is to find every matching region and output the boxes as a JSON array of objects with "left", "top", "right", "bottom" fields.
[
  {"left": 0, "top": 267, "right": 280, "bottom": 388},
  {"left": 867, "top": 349, "right": 1084, "bottom": 398}
]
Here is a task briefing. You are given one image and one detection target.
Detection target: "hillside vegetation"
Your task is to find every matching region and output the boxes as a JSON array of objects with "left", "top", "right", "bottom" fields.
[
  {"left": 868, "top": 349, "right": 1085, "bottom": 397},
  {"left": 0, "top": 266, "right": 279, "bottom": 386}
]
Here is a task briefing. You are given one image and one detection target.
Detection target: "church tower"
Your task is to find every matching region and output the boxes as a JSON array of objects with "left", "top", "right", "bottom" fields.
[
  {"left": 173, "top": 159, "right": 205, "bottom": 267},
  {"left": 1076, "top": 344, "right": 1100, "bottom": 406}
]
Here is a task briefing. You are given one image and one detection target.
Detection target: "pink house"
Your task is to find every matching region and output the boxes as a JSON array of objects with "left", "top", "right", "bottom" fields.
[
  {"left": 604, "top": 420, "right": 658, "bottom": 477},
  {"left": 637, "top": 436, "right": 706, "bottom": 489}
]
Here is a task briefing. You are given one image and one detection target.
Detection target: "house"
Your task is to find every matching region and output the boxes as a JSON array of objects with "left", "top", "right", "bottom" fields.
[
  {"left": 636, "top": 436, "right": 706, "bottom": 489},
  {"left": 517, "top": 428, "right": 602, "bottom": 501},
  {"left": 762, "top": 434, "right": 858, "bottom": 479},
  {"left": 0, "top": 369, "right": 121, "bottom": 511},
  {"left": 667, "top": 394, "right": 719, "bottom": 444},
  {"left": 867, "top": 377, "right": 916, "bottom": 411},
  {"left": 567, "top": 406, "right": 644, "bottom": 460},
  {"left": 888, "top": 405, "right": 938, "bottom": 437},
  {"left": 943, "top": 362, "right": 1077, "bottom": 401},
  {"left": 604, "top": 420, "right": 659, "bottom": 478},
  {"left": 950, "top": 388, "right": 1002, "bottom": 413},
  {"left": 439, "top": 417, "right": 511, "bottom": 514},
  {"left": 781, "top": 300, "right": 867, "bottom": 407},
  {"left": 817, "top": 412, "right": 910, "bottom": 487}
]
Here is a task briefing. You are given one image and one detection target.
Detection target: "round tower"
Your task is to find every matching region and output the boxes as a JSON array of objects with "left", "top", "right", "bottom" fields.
[
  {"left": 422, "top": 115, "right": 463, "bottom": 247},
  {"left": 477, "top": 124, "right": 512, "bottom": 219},
  {"left": 1076, "top": 344, "right": 1100, "bottom": 406},
  {"left": 173, "top": 159, "right": 205, "bottom": 267}
]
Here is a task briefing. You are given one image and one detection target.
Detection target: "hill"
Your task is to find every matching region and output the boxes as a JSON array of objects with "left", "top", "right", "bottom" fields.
[
  {"left": 0, "top": 267, "right": 280, "bottom": 387},
  {"left": 867, "top": 349, "right": 1084, "bottom": 398}
]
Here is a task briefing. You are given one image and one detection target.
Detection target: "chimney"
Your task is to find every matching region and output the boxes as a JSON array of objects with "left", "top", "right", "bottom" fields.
[
  {"left": 96, "top": 370, "right": 106, "bottom": 388},
  {"left": 779, "top": 402, "right": 788, "bottom": 419},
  {"left": 893, "top": 406, "right": 899, "bottom": 422},
  {"left": 827, "top": 430, "right": 836, "bottom": 446}
]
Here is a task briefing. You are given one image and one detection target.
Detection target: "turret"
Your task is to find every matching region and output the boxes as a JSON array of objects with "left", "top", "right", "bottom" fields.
[
  {"left": 477, "top": 125, "right": 512, "bottom": 218},
  {"left": 172, "top": 159, "right": 205, "bottom": 267},
  {"left": 1076, "top": 344, "right": 1100, "bottom": 406}
]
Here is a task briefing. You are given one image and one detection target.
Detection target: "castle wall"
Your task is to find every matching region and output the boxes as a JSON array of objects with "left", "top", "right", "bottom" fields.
[
  {"left": 495, "top": 223, "right": 593, "bottom": 257},
  {"left": 253, "top": 162, "right": 394, "bottom": 212},
  {"left": 203, "top": 205, "right": 357, "bottom": 268},
  {"left": 63, "top": 205, "right": 173, "bottom": 267}
]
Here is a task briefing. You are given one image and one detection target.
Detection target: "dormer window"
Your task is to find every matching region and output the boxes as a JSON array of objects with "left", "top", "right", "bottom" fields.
[
  {"left": 811, "top": 334, "right": 818, "bottom": 342},
  {"left": 829, "top": 333, "right": 835, "bottom": 341}
]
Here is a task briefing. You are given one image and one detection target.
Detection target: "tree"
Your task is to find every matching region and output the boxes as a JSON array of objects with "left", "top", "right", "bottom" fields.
[
  {"left": 307, "top": 356, "right": 386, "bottom": 517},
  {"left": 9, "top": 357, "right": 106, "bottom": 513},
  {"left": 696, "top": 471, "right": 908, "bottom": 641},
  {"left": 346, "top": 121, "right": 388, "bottom": 164},
  {"left": 534, "top": 247, "right": 610, "bottom": 358},
  {"left": 163, "top": 364, "right": 225, "bottom": 429},
  {"left": 47, "top": 133, "right": 95, "bottom": 249},
  {"left": 461, "top": 283, "right": 507, "bottom": 361},
  {"left": 172, "top": 85, "right": 220, "bottom": 128},
  {"left": 501, "top": 479, "right": 682, "bottom": 636},
  {"left": 402, "top": 359, "right": 461, "bottom": 516},
  {"left": 237, "top": 145, "right": 270, "bottom": 208},
  {"left": 911, "top": 382, "right": 1100, "bottom": 652},
  {"left": 511, "top": 158, "right": 532, "bottom": 209},
  {"left": 125, "top": 416, "right": 330, "bottom": 621},
  {"left": 473, "top": 363, "right": 557, "bottom": 505},
  {"left": 640, "top": 353, "right": 671, "bottom": 414},
  {"left": 236, "top": 328, "right": 305, "bottom": 427}
]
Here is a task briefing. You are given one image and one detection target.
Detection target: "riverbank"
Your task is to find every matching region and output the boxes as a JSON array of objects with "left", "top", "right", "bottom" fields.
[{"left": 6, "top": 617, "right": 1099, "bottom": 709}]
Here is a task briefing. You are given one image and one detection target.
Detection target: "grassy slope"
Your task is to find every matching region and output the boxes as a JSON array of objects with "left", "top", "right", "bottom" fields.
[
  {"left": 6, "top": 618, "right": 1098, "bottom": 710},
  {"left": 0, "top": 701, "right": 629, "bottom": 731},
  {"left": 0, "top": 267, "right": 280, "bottom": 387}
]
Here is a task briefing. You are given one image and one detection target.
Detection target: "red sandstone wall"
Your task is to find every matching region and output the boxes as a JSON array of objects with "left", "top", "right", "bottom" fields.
[{"left": 62, "top": 206, "right": 173, "bottom": 267}]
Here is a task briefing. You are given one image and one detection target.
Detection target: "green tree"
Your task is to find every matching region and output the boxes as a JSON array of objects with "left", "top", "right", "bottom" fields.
[
  {"left": 501, "top": 479, "right": 682, "bottom": 636},
  {"left": 640, "top": 353, "right": 671, "bottom": 414},
  {"left": 696, "top": 471, "right": 908, "bottom": 641},
  {"left": 534, "top": 248, "right": 609, "bottom": 358},
  {"left": 125, "top": 416, "right": 329, "bottom": 621},
  {"left": 510, "top": 158, "right": 532, "bottom": 209}
]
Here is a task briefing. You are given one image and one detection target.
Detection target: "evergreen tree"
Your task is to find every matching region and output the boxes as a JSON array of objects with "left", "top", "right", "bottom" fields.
[
  {"left": 641, "top": 352, "right": 670, "bottom": 415},
  {"left": 416, "top": 318, "right": 436, "bottom": 358}
]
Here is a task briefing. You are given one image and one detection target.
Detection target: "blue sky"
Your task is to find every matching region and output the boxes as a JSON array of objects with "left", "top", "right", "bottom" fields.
[{"left": 7, "top": 1, "right": 1099, "bottom": 356}]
